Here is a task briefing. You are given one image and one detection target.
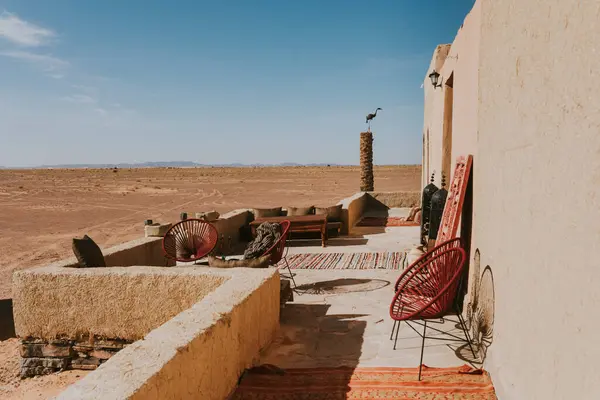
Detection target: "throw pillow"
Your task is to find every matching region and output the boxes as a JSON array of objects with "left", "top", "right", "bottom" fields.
[
  {"left": 253, "top": 207, "right": 282, "bottom": 218},
  {"left": 72, "top": 235, "right": 106, "bottom": 268},
  {"left": 208, "top": 254, "right": 271, "bottom": 268},
  {"left": 314, "top": 204, "right": 343, "bottom": 222},
  {"left": 286, "top": 206, "right": 314, "bottom": 216}
]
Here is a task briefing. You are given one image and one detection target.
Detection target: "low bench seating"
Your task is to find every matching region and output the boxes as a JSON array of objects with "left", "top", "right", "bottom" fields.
[
  {"left": 250, "top": 215, "right": 340, "bottom": 247},
  {"left": 250, "top": 205, "right": 343, "bottom": 247}
]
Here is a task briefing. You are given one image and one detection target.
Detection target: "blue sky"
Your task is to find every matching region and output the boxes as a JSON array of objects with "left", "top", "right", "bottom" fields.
[{"left": 0, "top": 0, "right": 475, "bottom": 167}]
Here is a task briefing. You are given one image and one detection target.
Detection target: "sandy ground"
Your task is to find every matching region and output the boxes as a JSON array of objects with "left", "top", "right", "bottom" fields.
[
  {"left": 0, "top": 165, "right": 420, "bottom": 399},
  {"left": 0, "top": 338, "right": 90, "bottom": 400}
]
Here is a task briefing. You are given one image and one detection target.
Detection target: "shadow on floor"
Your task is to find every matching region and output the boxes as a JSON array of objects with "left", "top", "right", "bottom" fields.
[
  {"left": 295, "top": 278, "right": 390, "bottom": 295},
  {"left": 237, "top": 303, "right": 366, "bottom": 397},
  {"left": 0, "top": 299, "right": 16, "bottom": 340}
]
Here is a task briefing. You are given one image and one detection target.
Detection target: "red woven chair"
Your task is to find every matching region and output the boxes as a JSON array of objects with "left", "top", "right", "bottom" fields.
[
  {"left": 389, "top": 247, "right": 475, "bottom": 380},
  {"left": 261, "top": 220, "right": 295, "bottom": 287},
  {"left": 393, "top": 237, "right": 462, "bottom": 293},
  {"left": 162, "top": 219, "right": 218, "bottom": 264}
]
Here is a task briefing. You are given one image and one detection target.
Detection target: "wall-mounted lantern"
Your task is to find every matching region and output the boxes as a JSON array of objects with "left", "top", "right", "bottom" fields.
[{"left": 428, "top": 70, "right": 442, "bottom": 89}]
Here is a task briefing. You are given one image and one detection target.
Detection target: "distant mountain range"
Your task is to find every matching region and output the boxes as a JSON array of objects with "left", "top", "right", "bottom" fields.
[{"left": 1, "top": 161, "right": 352, "bottom": 169}]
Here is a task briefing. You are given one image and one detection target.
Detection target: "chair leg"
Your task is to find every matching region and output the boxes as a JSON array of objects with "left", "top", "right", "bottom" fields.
[
  {"left": 390, "top": 320, "right": 397, "bottom": 340},
  {"left": 457, "top": 310, "right": 477, "bottom": 359},
  {"left": 284, "top": 257, "right": 297, "bottom": 289},
  {"left": 418, "top": 321, "right": 427, "bottom": 381},
  {"left": 393, "top": 320, "right": 401, "bottom": 350}
]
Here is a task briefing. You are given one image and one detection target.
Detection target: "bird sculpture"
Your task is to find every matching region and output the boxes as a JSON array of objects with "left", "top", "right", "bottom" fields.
[{"left": 366, "top": 108, "right": 382, "bottom": 130}]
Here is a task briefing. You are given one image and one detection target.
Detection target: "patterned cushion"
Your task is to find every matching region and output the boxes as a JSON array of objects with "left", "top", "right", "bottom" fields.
[
  {"left": 314, "top": 204, "right": 343, "bottom": 222},
  {"left": 208, "top": 255, "right": 271, "bottom": 268},
  {"left": 72, "top": 235, "right": 106, "bottom": 268}
]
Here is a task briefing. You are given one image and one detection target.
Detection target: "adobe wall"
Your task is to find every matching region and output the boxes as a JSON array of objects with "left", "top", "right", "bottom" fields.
[
  {"left": 366, "top": 191, "right": 420, "bottom": 209},
  {"left": 422, "top": 44, "right": 451, "bottom": 188},
  {"left": 473, "top": 0, "right": 600, "bottom": 398},
  {"left": 13, "top": 266, "right": 227, "bottom": 340},
  {"left": 422, "top": 2, "right": 481, "bottom": 190},
  {"left": 337, "top": 192, "right": 369, "bottom": 235},
  {"left": 441, "top": 0, "right": 481, "bottom": 179},
  {"left": 56, "top": 268, "right": 280, "bottom": 400}
]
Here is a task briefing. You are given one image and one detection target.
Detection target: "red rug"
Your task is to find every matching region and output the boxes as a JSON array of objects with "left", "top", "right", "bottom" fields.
[
  {"left": 357, "top": 217, "right": 420, "bottom": 227},
  {"left": 232, "top": 365, "right": 497, "bottom": 399}
]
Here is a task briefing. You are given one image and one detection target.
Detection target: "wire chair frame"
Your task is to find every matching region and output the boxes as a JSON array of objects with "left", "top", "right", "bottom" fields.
[
  {"left": 393, "top": 237, "right": 462, "bottom": 293},
  {"left": 389, "top": 247, "right": 476, "bottom": 380},
  {"left": 262, "top": 220, "right": 297, "bottom": 288},
  {"left": 162, "top": 219, "right": 218, "bottom": 264}
]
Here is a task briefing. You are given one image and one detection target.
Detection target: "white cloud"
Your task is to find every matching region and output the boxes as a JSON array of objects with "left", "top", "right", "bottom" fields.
[
  {"left": 94, "top": 107, "right": 107, "bottom": 116},
  {"left": 0, "top": 11, "right": 56, "bottom": 47},
  {"left": 0, "top": 50, "right": 70, "bottom": 78},
  {"left": 61, "top": 94, "right": 96, "bottom": 104}
]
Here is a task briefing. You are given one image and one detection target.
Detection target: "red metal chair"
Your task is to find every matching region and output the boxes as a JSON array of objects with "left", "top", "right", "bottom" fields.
[
  {"left": 162, "top": 219, "right": 218, "bottom": 264},
  {"left": 261, "top": 220, "right": 295, "bottom": 287},
  {"left": 393, "top": 237, "right": 462, "bottom": 293},
  {"left": 389, "top": 247, "right": 476, "bottom": 380}
]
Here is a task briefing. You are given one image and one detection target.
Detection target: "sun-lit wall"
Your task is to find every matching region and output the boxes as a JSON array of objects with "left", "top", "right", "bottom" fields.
[{"left": 424, "top": 0, "right": 600, "bottom": 398}]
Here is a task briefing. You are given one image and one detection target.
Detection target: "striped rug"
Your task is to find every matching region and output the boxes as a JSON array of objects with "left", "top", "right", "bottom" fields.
[
  {"left": 279, "top": 252, "right": 407, "bottom": 270},
  {"left": 232, "top": 365, "right": 497, "bottom": 399}
]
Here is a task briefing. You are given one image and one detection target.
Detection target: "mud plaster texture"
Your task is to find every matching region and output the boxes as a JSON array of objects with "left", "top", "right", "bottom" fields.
[
  {"left": 13, "top": 266, "right": 228, "bottom": 340},
  {"left": 56, "top": 268, "right": 280, "bottom": 400}
]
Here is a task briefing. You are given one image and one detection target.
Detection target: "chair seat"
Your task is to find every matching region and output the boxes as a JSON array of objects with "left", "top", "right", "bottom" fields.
[{"left": 391, "top": 292, "right": 451, "bottom": 321}]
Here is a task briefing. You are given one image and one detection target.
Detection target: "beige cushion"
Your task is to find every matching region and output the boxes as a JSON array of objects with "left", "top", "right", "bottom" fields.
[
  {"left": 207, "top": 254, "right": 271, "bottom": 268},
  {"left": 314, "top": 204, "right": 343, "bottom": 222},
  {"left": 286, "top": 206, "right": 314, "bottom": 216},
  {"left": 253, "top": 207, "right": 282, "bottom": 218}
]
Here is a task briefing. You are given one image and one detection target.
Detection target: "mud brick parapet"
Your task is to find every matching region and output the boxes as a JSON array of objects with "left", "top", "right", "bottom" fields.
[{"left": 20, "top": 337, "right": 131, "bottom": 377}]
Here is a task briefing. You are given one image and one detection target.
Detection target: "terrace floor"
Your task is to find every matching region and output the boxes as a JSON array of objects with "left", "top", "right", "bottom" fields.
[
  {"left": 260, "top": 209, "right": 480, "bottom": 371},
  {"left": 260, "top": 269, "right": 479, "bottom": 370}
]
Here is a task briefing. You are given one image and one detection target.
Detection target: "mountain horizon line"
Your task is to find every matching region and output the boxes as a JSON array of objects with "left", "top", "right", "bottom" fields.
[{"left": 0, "top": 161, "right": 419, "bottom": 170}]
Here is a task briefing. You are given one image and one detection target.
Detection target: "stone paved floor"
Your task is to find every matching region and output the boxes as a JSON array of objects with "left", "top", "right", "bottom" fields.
[{"left": 259, "top": 270, "right": 480, "bottom": 370}]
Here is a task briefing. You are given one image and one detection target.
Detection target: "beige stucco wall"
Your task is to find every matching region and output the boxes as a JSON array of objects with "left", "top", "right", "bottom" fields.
[
  {"left": 422, "top": 1, "right": 481, "bottom": 188},
  {"left": 424, "top": 0, "right": 600, "bottom": 397},
  {"left": 13, "top": 266, "right": 227, "bottom": 340},
  {"left": 57, "top": 268, "right": 280, "bottom": 400},
  {"left": 422, "top": 44, "right": 451, "bottom": 189},
  {"left": 442, "top": 0, "right": 481, "bottom": 180},
  {"left": 213, "top": 209, "right": 252, "bottom": 244},
  {"left": 338, "top": 192, "right": 369, "bottom": 235},
  {"left": 473, "top": 0, "right": 600, "bottom": 398}
]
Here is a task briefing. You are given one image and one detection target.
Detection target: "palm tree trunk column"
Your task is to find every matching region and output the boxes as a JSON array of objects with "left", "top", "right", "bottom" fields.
[{"left": 360, "top": 131, "right": 374, "bottom": 192}]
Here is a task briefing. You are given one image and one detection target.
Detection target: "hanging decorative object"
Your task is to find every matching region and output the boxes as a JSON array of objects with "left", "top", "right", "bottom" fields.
[
  {"left": 428, "top": 174, "right": 447, "bottom": 241},
  {"left": 420, "top": 172, "right": 438, "bottom": 245}
]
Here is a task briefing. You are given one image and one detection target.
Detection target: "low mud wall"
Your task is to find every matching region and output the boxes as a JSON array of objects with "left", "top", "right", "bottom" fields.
[
  {"left": 13, "top": 266, "right": 228, "bottom": 376},
  {"left": 56, "top": 268, "right": 279, "bottom": 400},
  {"left": 337, "top": 192, "right": 369, "bottom": 235},
  {"left": 366, "top": 191, "right": 421, "bottom": 209}
]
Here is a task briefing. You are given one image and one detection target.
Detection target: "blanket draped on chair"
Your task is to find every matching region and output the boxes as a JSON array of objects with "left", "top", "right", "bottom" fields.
[{"left": 244, "top": 222, "right": 281, "bottom": 259}]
